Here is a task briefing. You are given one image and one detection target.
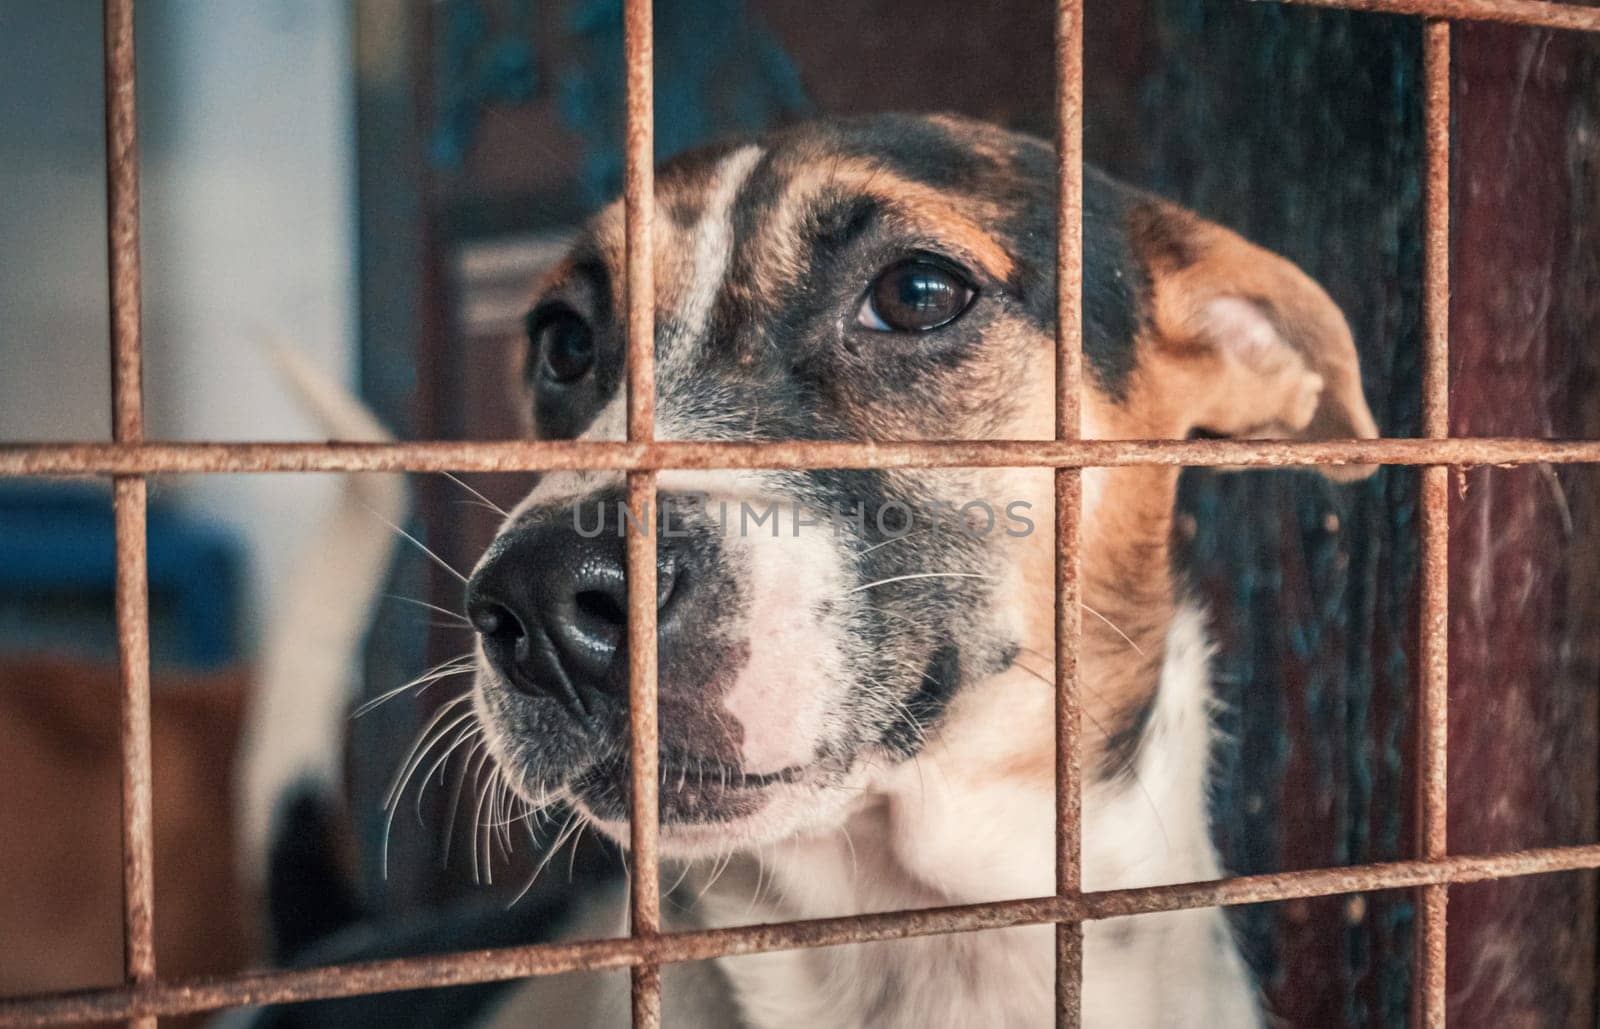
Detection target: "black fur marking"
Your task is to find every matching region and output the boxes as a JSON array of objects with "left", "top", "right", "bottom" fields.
[
  {"left": 807, "top": 192, "right": 883, "bottom": 261},
  {"left": 809, "top": 114, "right": 1005, "bottom": 193},
  {"left": 880, "top": 642, "right": 964, "bottom": 756},
  {"left": 1099, "top": 686, "right": 1157, "bottom": 782},
  {"left": 1080, "top": 169, "right": 1149, "bottom": 401}
]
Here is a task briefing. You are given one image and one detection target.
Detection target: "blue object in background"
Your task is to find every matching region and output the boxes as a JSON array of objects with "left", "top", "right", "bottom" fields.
[
  {"left": 430, "top": 0, "right": 541, "bottom": 169},
  {"left": 560, "top": 0, "right": 810, "bottom": 204},
  {"left": 428, "top": 0, "right": 810, "bottom": 204},
  {"left": 0, "top": 482, "right": 244, "bottom": 669}
]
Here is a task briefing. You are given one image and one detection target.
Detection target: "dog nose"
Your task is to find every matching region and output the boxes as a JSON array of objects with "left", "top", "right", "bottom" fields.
[{"left": 465, "top": 514, "right": 679, "bottom": 720}]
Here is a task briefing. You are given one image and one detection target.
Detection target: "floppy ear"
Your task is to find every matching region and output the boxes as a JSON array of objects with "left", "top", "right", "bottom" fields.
[{"left": 1132, "top": 201, "right": 1379, "bottom": 481}]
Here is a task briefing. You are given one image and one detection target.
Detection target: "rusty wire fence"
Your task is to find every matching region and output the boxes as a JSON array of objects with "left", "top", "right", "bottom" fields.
[{"left": 3, "top": 0, "right": 1600, "bottom": 1026}]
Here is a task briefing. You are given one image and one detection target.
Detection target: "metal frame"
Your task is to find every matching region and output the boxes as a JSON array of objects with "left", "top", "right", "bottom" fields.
[{"left": 0, "top": 1, "right": 1597, "bottom": 1026}]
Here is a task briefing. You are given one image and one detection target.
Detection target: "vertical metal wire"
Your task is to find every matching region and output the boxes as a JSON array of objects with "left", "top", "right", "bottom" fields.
[
  {"left": 1416, "top": 18, "right": 1452, "bottom": 1029},
  {"left": 622, "top": 0, "right": 661, "bottom": 1026},
  {"left": 104, "top": 1, "right": 156, "bottom": 1026},
  {"left": 106, "top": 0, "right": 142, "bottom": 449},
  {"left": 1054, "top": 0, "right": 1085, "bottom": 1025}
]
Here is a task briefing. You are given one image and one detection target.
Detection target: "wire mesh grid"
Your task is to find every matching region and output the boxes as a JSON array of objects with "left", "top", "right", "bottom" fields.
[{"left": 2, "top": 0, "right": 1600, "bottom": 1026}]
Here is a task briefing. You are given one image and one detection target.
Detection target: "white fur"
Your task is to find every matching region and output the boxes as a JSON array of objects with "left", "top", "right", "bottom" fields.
[
  {"left": 718, "top": 516, "right": 853, "bottom": 774},
  {"left": 671, "top": 146, "right": 763, "bottom": 361}
]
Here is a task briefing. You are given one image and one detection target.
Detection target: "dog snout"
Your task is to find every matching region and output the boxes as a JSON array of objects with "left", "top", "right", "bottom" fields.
[{"left": 465, "top": 510, "right": 683, "bottom": 721}]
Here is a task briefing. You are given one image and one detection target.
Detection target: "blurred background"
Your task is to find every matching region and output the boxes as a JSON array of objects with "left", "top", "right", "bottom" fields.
[{"left": 1, "top": 1, "right": 1597, "bottom": 1025}]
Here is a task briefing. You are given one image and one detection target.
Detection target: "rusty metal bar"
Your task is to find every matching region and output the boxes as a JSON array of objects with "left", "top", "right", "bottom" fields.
[
  {"left": 1053, "top": 467, "right": 1083, "bottom": 1028},
  {"left": 111, "top": 478, "right": 154, "bottom": 1029},
  {"left": 1415, "top": 19, "right": 1451, "bottom": 1029},
  {"left": 1054, "top": 0, "right": 1084, "bottom": 448},
  {"left": 1053, "top": 0, "right": 1086, "bottom": 1024},
  {"left": 1275, "top": 0, "right": 1600, "bottom": 33},
  {"left": 6, "top": 842, "right": 1600, "bottom": 1027},
  {"left": 625, "top": 470, "right": 661, "bottom": 1029},
  {"left": 4, "top": 436, "right": 1600, "bottom": 477},
  {"left": 103, "top": 2, "right": 156, "bottom": 1027},
  {"left": 1421, "top": 22, "right": 1451, "bottom": 445},
  {"left": 105, "top": 0, "right": 142, "bottom": 446},
  {"left": 623, "top": 0, "right": 655, "bottom": 449},
  {"left": 621, "top": 0, "right": 660, "bottom": 1025}
]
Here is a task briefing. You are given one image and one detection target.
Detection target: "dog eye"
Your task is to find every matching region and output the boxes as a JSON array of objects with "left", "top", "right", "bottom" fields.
[
  {"left": 529, "top": 306, "right": 595, "bottom": 385},
  {"left": 858, "top": 259, "right": 976, "bottom": 333}
]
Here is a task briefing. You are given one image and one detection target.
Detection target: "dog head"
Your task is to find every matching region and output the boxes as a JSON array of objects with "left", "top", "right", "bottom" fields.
[{"left": 465, "top": 114, "right": 1376, "bottom": 856}]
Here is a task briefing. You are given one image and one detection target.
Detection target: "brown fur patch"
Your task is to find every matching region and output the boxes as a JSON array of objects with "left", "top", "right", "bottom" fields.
[{"left": 1131, "top": 198, "right": 1379, "bottom": 461}]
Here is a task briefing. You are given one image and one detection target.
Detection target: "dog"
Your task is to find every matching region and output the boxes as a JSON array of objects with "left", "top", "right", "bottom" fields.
[
  {"left": 252, "top": 111, "right": 1377, "bottom": 1028},
  {"left": 459, "top": 112, "right": 1378, "bottom": 1028}
]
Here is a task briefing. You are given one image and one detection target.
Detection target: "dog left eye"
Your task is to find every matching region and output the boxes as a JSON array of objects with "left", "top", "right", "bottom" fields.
[
  {"left": 857, "top": 259, "right": 976, "bottom": 333},
  {"left": 529, "top": 305, "right": 596, "bottom": 385}
]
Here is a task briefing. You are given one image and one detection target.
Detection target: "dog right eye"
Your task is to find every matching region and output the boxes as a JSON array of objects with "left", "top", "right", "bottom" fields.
[
  {"left": 528, "top": 305, "right": 596, "bottom": 385},
  {"left": 857, "top": 257, "right": 977, "bottom": 334}
]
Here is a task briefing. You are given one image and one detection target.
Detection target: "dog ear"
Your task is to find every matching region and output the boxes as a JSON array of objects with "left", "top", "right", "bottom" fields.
[{"left": 1132, "top": 201, "right": 1379, "bottom": 480}]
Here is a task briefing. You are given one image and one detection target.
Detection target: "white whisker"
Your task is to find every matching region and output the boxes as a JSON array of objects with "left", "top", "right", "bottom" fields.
[
  {"left": 1009, "top": 652, "right": 1171, "bottom": 851},
  {"left": 840, "top": 821, "right": 860, "bottom": 882},
  {"left": 474, "top": 763, "right": 504, "bottom": 885},
  {"left": 856, "top": 527, "right": 931, "bottom": 556},
  {"left": 464, "top": 743, "right": 492, "bottom": 882},
  {"left": 508, "top": 808, "right": 585, "bottom": 909},
  {"left": 386, "top": 593, "right": 472, "bottom": 626},
  {"left": 383, "top": 695, "right": 473, "bottom": 809},
  {"left": 1082, "top": 604, "right": 1147, "bottom": 656},
  {"left": 665, "top": 857, "right": 696, "bottom": 899},
  {"left": 414, "top": 722, "right": 482, "bottom": 826},
  {"left": 380, "top": 696, "right": 474, "bottom": 878},
  {"left": 441, "top": 737, "right": 488, "bottom": 867},
  {"left": 848, "top": 572, "right": 992, "bottom": 594},
  {"left": 352, "top": 658, "right": 475, "bottom": 719},
  {"left": 361, "top": 500, "right": 469, "bottom": 585},
  {"left": 440, "top": 471, "right": 509, "bottom": 518},
  {"left": 506, "top": 818, "right": 547, "bottom": 909}
]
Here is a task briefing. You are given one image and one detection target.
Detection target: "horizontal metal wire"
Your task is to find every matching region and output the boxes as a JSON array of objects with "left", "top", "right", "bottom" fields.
[
  {"left": 1, "top": 436, "right": 1597, "bottom": 477},
  {"left": 1274, "top": 0, "right": 1600, "bottom": 32},
  {"left": 1, "top": 842, "right": 1596, "bottom": 1026}
]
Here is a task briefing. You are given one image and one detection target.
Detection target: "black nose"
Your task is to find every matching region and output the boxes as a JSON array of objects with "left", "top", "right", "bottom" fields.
[{"left": 465, "top": 508, "right": 680, "bottom": 721}]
